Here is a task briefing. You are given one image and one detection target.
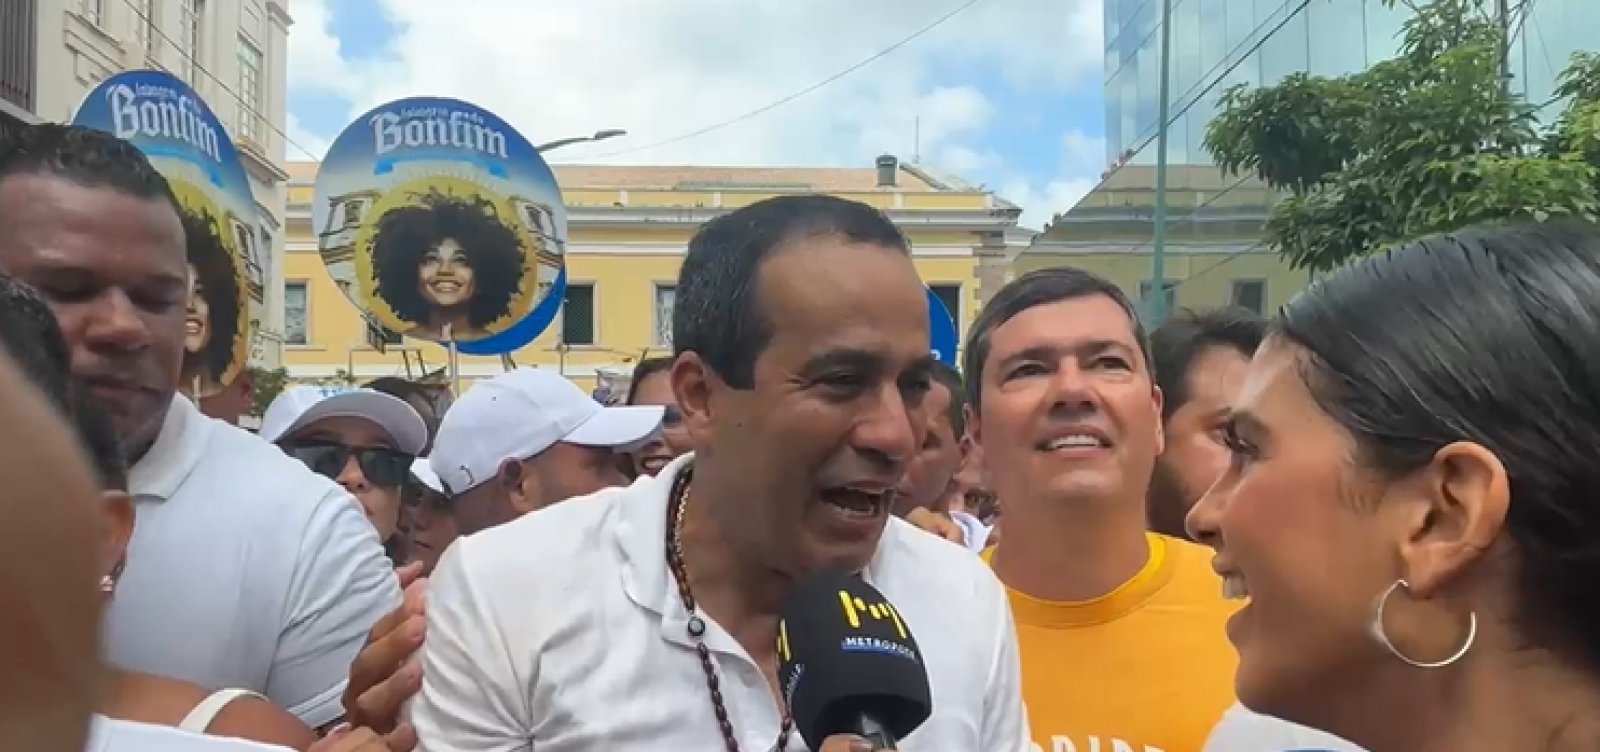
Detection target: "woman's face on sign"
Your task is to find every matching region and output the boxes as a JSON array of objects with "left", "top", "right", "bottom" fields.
[
  {"left": 184, "top": 263, "right": 210, "bottom": 354},
  {"left": 419, "top": 238, "right": 476, "bottom": 308}
]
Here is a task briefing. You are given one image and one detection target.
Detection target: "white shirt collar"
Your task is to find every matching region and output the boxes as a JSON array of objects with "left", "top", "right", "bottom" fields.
[{"left": 127, "top": 395, "right": 205, "bottom": 501}]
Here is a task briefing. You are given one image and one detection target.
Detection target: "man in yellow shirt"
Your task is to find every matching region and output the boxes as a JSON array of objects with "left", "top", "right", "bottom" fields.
[{"left": 963, "top": 268, "right": 1239, "bottom": 752}]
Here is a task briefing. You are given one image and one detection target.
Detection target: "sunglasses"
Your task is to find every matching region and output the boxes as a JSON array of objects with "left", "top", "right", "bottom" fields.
[{"left": 282, "top": 442, "right": 414, "bottom": 487}]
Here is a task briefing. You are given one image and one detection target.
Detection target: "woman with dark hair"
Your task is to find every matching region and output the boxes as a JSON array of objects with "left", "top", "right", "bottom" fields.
[
  {"left": 620, "top": 356, "right": 688, "bottom": 477},
  {"left": 368, "top": 191, "right": 528, "bottom": 342},
  {"left": 179, "top": 206, "right": 242, "bottom": 397},
  {"left": 1188, "top": 220, "right": 1600, "bottom": 752}
]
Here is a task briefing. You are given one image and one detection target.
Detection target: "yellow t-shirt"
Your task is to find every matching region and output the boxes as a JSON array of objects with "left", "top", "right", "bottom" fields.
[{"left": 988, "top": 533, "right": 1241, "bottom": 752}]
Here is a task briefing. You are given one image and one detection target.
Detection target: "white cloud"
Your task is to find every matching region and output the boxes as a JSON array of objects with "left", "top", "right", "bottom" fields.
[
  {"left": 285, "top": 112, "right": 330, "bottom": 160},
  {"left": 287, "top": 0, "right": 1107, "bottom": 226},
  {"left": 1001, "top": 129, "right": 1107, "bottom": 228}
]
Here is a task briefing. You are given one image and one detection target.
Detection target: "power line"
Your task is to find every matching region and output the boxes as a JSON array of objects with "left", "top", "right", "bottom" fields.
[
  {"left": 119, "top": 0, "right": 326, "bottom": 162},
  {"left": 581, "top": 0, "right": 985, "bottom": 159}
]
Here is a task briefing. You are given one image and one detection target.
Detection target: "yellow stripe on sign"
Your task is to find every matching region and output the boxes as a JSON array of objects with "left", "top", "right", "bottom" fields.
[
  {"left": 777, "top": 619, "right": 791, "bottom": 661},
  {"left": 839, "top": 590, "right": 861, "bottom": 628}
]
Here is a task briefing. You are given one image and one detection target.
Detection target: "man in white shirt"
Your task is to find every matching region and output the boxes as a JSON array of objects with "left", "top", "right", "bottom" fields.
[
  {"left": 0, "top": 123, "right": 400, "bottom": 729},
  {"left": 413, "top": 194, "right": 1028, "bottom": 751},
  {"left": 427, "top": 367, "right": 662, "bottom": 535}
]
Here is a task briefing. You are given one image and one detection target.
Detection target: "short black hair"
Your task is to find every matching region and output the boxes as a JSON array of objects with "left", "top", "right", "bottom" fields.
[
  {"left": 0, "top": 274, "right": 72, "bottom": 413},
  {"left": 363, "top": 376, "right": 423, "bottom": 401},
  {"left": 625, "top": 356, "right": 674, "bottom": 405},
  {"left": 180, "top": 205, "right": 243, "bottom": 382},
  {"left": 930, "top": 361, "right": 966, "bottom": 438},
  {"left": 1149, "top": 307, "right": 1265, "bottom": 421},
  {"left": 0, "top": 123, "right": 178, "bottom": 209},
  {"left": 673, "top": 194, "right": 911, "bottom": 389},
  {"left": 370, "top": 190, "right": 528, "bottom": 329},
  {"left": 963, "top": 267, "right": 1149, "bottom": 413}
]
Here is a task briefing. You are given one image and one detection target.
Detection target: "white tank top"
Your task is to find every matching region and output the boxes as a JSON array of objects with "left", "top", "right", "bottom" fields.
[{"left": 177, "top": 688, "right": 268, "bottom": 733}]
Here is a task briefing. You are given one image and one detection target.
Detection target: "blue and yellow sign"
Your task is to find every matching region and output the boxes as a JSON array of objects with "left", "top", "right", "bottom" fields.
[
  {"left": 314, "top": 97, "right": 565, "bottom": 353},
  {"left": 73, "top": 70, "right": 264, "bottom": 398}
]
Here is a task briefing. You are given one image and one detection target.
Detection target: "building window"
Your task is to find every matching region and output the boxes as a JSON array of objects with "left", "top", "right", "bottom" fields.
[
  {"left": 653, "top": 284, "right": 676, "bottom": 348},
  {"left": 929, "top": 283, "right": 961, "bottom": 328},
  {"left": 284, "top": 281, "right": 308, "bottom": 345},
  {"left": 78, "top": 0, "right": 104, "bottom": 25},
  {"left": 1138, "top": 278, "right": 1178, "bottom": 314},
  {"left": 180, "top": 0, "right": 206, "bottom": 84},
  {"left": 132, "top": 0, "right": 155, "bottom": 49},
  {"left": 561, "top": 283, "right": 595, "bottom": 346},
  {"left": 1231, "top": 279, "right": 1266, "bottom": 315},
  {"left": 258, "top": 228, "right": 273, "bottom": 284},
  {"left": 236, "top": 37, "right": 264, "bottom": 143}
]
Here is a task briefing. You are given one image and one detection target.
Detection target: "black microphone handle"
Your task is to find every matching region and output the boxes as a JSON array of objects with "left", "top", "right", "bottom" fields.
[{"left": 852, "top": 714, "right": 897, "bottom": 750}]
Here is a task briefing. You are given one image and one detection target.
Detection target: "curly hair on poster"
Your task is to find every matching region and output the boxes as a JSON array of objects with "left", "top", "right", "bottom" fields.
[
  {"left": 180, "top": 204, "right": 242, "bottom": 394},
  {"left": 369, "top": 190, "right": 528, "bottom": 341}
]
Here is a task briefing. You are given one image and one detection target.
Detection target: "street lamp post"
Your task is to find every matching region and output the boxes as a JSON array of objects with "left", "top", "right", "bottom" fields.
[{"left": 536, "top": 128, "right": 628, "bottom": 153}]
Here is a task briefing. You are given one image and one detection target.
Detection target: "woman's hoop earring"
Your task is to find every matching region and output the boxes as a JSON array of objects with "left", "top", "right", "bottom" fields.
[{"left": 1369, "top": 578, "right": 1477, "bottom": 669}]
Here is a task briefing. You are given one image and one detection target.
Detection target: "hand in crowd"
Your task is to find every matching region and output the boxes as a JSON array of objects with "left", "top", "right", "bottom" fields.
[
  {"left": 904, "top": 507, "right": 966, "bottom": 546},
  {"left": 341, "top": 561, "right": 427, "bottom": 749},
  {"left": 309, "top": 725, "right": 398, "bottom": 752}
]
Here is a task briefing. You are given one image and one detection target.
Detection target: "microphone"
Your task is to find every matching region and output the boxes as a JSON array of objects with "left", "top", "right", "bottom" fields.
[{"left": 776, "top": 570, "right": 932, "bottom": 751}]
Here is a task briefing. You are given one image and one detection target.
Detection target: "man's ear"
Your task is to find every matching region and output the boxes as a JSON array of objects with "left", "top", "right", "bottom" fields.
[
  {"left": 498, "top": 458, "right": 538, "bottom": 515},
  {"left": 672, "top": 352, "right": 720, "bottom": 449}
]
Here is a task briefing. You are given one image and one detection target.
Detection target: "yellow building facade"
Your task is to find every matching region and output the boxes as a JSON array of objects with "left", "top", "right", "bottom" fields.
[
  {"left": 1015, "top": 165, "right": 1313, "bottom": 317},
  {"left": 282, "top": 159, "right": 1024, "bottom": 391}
]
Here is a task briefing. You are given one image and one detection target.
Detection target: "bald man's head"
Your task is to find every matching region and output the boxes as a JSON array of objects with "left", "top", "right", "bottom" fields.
[{"left": 0, "top": 348, "right": 105, "bottom": 751}]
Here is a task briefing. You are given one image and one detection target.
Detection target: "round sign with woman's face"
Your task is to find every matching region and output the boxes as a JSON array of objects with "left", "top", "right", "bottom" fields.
[
  {"left": 71, "top": 70, "right": 264, "bottom": 399},
  {"left": 314, "top": 97, "right": 565, "bottom": 350}
]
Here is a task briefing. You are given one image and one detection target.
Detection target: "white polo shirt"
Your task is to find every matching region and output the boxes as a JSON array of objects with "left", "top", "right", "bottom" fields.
[
  {"left": 87, "top": 715, "right": 292, "bottom": 752},
  {"left": 413, "top": 455, "right": 1030, "bottom": 751},
  {"left": 105, "top": 396, "right": 402, "bottom": 728}
]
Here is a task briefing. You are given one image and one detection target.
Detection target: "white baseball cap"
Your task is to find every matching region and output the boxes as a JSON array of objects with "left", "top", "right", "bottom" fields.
[
  {"left": 430, "top": 368, "right": 664, "bottom": 495},
  {"left": 260, "top": 386, "right": 429, "bottom": 455},
  {"left": 410, "top": 457, "right": 444, "bottom": 494}
]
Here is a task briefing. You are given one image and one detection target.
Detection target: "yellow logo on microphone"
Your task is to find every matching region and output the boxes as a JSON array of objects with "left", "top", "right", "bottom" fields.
[{"left": 837, "top": 590, "right": 908, "bottom": 640}]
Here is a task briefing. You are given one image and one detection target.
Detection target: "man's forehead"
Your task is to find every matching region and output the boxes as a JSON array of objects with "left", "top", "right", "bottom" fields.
[{"left": 989, "top": 297, "right": 1140, "bottom": 358}]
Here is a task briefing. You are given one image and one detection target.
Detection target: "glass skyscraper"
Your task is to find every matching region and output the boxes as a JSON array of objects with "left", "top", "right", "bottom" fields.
[
  {"left": 1015, "top": 0, "right": 1600, "bottom": 317},
  {"left": 1105, "top": 0, "right": 1600, "bottom": 168}
]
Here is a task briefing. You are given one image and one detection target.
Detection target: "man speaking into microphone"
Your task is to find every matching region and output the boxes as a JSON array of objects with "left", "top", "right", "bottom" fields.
[{"left": 412, "top": 195, "right": 1028, "bottom": 751}]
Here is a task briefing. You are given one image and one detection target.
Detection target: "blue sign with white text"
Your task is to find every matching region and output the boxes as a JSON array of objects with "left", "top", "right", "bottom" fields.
[{"left": 314, "top": 96, "right": 566, "bottom": 353}]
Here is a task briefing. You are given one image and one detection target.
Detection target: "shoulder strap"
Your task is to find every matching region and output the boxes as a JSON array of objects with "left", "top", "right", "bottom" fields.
[{"left": 177, "top": 688, "right": 267, "bottom": 733}]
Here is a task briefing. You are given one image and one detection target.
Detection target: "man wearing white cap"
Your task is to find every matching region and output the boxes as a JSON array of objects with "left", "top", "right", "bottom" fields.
[
  {"left": 429, "top": 368, "right": 663, "bottom": 535},
  {"left": 260, "top": 387, "right": 429, "bottom": 544}
]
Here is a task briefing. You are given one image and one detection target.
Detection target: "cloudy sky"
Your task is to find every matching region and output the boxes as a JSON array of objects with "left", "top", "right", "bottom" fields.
[{"left": 286, "top": 0, "right": 1108, "bottom": 228}]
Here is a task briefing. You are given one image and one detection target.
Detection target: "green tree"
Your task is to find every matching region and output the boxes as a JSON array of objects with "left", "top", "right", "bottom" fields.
[
  {"left": 1203, "top": 0, "right": 1600, "bottom": 272},
  {"left": 249, "top": 366, "right": 289, "bottom": 418}
]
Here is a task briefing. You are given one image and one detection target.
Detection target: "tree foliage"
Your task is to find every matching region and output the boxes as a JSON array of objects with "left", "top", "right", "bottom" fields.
[
  {"left": 249, "top": 366, "right": 289, "bottom": 418},
  {"left": 1203, "top": 0, "right": 1600, "bottom": 271}
]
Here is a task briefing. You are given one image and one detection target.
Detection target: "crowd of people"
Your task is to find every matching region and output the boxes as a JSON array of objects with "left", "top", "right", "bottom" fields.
[{"left": 6, "top": 121, "right": 1600, "bottom": 752}]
